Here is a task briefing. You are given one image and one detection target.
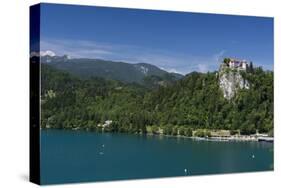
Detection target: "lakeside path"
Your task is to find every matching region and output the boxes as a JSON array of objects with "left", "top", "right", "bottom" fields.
[{"left": 144, "top": 133, "right": 274, "bottom": 142}]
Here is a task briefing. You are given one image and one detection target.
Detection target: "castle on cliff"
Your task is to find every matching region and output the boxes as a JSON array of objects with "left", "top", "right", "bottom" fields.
[{"left": 223, "top": 58, "right": 249, "bottom": 71}]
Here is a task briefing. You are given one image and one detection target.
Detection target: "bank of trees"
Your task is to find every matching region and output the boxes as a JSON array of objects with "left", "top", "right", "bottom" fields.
[{"left": 41, "top": 64, "right": 273, "bottom": 135}]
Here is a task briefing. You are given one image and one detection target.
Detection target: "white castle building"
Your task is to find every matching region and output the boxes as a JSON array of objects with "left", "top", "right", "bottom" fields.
[{"left": 226, "top": 58, "right": 248, "bottom": 71}]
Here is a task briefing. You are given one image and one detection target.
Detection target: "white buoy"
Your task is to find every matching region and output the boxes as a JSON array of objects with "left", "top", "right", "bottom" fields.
[
  {"left": 102, "top": 144, "right": 105, "bottom": 147},
  {"left": 184, "top": 168, "right": 187, "bottom": 175},
  {"left": 252, "top": 154, "right": 255, "bottom": 158}
]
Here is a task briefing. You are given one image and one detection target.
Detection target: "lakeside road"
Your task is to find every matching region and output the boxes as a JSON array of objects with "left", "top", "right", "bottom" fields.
[
  {"left": 144, "top": 127, "right": 274, "bottom": 142},
  {"left": 145, "top": 133, "right": 274, "bottom": 142}
]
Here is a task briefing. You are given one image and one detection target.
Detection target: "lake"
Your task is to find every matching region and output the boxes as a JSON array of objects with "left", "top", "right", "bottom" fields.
[{"left": 40, "top": 129, "right": 273, "bottom": 185}]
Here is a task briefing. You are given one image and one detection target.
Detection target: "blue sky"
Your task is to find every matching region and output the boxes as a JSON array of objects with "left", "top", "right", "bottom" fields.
[{"left": 40, "top": 3, "right": 273, "bottom": 74}]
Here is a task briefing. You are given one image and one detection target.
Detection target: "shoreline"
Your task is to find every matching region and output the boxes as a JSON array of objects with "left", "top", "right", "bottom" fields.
[
  {"left": 41, "top": 128, "right": 274, "bottom": 143},
  {"left": 145, "top": 133, "right": 273, "bottom": 143}
]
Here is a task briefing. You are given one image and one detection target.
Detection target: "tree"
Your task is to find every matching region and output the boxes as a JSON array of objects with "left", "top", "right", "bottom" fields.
[
  {"left": 223, "top": 58, "right": 231, "bottom": 64},
  {"left": 184, "top": 127, "right": 193, "bottom": 137},
  {"left": 172, "top": 127, "right": 178, "bottom": 136},
  {"left": 151, "top": 125, "right": 159, "bottom": 134},
  {"left": 163, "top": 125, "right": 173, "bottom": 135},
  {"left": 178, "top": 126, "right": 185, "bottom": 136}
]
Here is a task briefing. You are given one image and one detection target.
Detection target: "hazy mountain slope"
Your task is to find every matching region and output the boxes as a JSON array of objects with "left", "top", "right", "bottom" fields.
[{"left": 41, "top": 55, "right": 183, "bottom": 84}]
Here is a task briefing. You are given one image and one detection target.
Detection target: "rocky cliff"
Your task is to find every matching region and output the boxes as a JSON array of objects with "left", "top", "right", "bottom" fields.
[{"left": 218, "top": 64, "right": 250, "bottom": 100}]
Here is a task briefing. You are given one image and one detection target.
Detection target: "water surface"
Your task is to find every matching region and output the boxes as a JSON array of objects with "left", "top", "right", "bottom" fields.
[{"left": 41, "top": 130, "right": 273, "bottom": 184}]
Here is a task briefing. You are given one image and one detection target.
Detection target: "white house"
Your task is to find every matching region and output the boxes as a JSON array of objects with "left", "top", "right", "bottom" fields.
[{"left": 98, "top": 120, "right": 113, "bottom": 128}]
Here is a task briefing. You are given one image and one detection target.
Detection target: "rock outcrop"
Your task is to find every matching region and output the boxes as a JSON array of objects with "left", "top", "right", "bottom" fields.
[{"left": 218, "top": 63, "right": 250, "bottom": 100}]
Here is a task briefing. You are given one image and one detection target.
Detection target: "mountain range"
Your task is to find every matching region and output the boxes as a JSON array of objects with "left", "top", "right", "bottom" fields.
[{"left": 41, "top": 55, "right": 183, "bottom": 84}]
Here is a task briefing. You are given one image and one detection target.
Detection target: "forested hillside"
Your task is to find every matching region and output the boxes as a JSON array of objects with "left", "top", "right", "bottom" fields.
[{"left": 41, "top": 64, "right": 273, "bottom": 136}]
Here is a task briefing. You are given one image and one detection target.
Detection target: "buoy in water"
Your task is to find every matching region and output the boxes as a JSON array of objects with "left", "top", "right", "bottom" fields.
[
  {"left": 252, "top": 154, "right": 255, "bottom": 158},
  {"left": 184, "top": 168, "right": 187, "bottom": 175}
]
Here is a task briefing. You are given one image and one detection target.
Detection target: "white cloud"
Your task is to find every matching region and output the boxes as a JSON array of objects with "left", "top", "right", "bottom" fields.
[
  {"left": 40, "top": 39, "right": 114, "bottom": 59},
  {"left": 160, "top": 67, "right": 184, "bottom": 75},
  {"left": 198, "top": 64, "right": 209, "bottom": 73}
]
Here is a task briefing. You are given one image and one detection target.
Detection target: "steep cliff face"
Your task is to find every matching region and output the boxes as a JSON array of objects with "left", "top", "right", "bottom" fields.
[{"left": 218, "top": 65, "right": 250, "bottom": 100}]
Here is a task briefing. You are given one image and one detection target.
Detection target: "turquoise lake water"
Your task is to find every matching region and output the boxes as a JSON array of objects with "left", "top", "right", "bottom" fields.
[{"left": 40, "top": 129, "right": 273, "bottom": 184}]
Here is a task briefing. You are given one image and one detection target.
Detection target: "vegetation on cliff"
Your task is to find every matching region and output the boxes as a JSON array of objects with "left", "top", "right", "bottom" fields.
[{"left": 41, "top": 63, "right": 273, "bottom": 136}]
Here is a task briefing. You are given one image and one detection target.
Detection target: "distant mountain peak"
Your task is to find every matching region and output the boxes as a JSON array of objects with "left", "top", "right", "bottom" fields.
[
  {"left": 40, "top": 50, "right": 56, "bottom": 57},
  {"left": 30, "top": 50, "right": 56, "bottom": 58},
  {"left": 40, "top": 54, "right": 70, "bottom": 63}
]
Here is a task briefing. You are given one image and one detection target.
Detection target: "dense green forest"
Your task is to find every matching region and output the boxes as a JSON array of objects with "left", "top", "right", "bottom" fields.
[{"left": 41, "top": 64, "right": 273, "bottom": 136}]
